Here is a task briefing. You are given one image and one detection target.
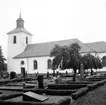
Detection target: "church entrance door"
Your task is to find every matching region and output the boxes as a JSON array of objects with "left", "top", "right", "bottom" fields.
[{"left": 21, "top": 67, "right": 25, "bottom": 75}]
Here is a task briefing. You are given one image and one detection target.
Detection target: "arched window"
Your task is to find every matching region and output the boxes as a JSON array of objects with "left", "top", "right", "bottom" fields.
[
  {"left": 34, "top": 60, "right": 37, "bottom": 69},
  {"left": 48, "top": 59, "right": 52, "bottom": 69},
  {"left": 21, "top": 61, "right": 24, "bottom": 65},
  {"left": 13, "top": 36, "right": 16, "bottom": 44},
  {"left": 26, "top": 37, "right": 28, "bottom": 44}
]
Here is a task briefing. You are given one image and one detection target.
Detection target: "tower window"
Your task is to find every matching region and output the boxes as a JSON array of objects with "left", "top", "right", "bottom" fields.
[
  {"left": 34, "top": 60, "right": 37, "bottom": 70},
  {"left": 13, "top": 36, "right": 16, "bottom": 44},
  {"left": 47, "top": 59, "right": 52, "bottom": 69},
  {"left": 21, "top": 61, "right": 24, "bottom": 65},
  {"left": 26, "top": 37, "right": 28, "bottom": 44}
]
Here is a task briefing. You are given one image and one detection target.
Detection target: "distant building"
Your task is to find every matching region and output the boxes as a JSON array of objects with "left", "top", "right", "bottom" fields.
[{"left": 7, "top": 15, "right": 106, "bottom": 74}]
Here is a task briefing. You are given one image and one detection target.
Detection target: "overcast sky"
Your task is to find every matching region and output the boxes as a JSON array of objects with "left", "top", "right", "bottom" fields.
[{"left": 1, "top": 0, "right": 106, "bottom": 58}]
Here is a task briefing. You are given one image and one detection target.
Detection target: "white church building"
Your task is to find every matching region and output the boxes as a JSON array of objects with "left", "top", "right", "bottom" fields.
[{"left": 7, "top": 15, "right": 106, "bottom": 74}]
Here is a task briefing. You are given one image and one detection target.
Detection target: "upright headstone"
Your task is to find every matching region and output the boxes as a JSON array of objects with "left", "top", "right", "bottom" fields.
[
  {"left": 80, "top": 63, "right": 84, "bottom": 80},
  {"left": 66, "top": 71, "right": 68, "bottom": 76},
  {"left": 47, "top": 72, "right": 49, "bottom": 78},
  {"left": 56, "top": 75, "right": 62, "bottom": 84},
  {"left": 37, "top": 75, "right": 44, "bottom": 89}
]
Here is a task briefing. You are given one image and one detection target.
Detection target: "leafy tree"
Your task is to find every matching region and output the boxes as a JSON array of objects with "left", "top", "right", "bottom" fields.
[
  {"left": 94, "top": 57, "right": 102, "bottom": 69},
  {"left": 50, "top": 45, "right": 69, "bottom": 75},
  {"left": 102, "top": 56, "right": 106, "bottom": 67},
  {"left": 0, "top": 46, "right": 6, "bottom": 75},
  {"left": 50, "top": 43, "right": 82, "bottom": 81},
  {"left": 50, "top": 43, "right": 103, "bottom": 79},
  {"left": 82, "top": 54, "right": 102, "bottom": 75}
]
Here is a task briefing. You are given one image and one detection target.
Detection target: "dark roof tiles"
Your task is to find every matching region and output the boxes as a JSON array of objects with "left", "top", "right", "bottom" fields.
[
  {"left": 14, "top": 38, "right": 94, "bottom": 59},
  {"left": 85, "top": 41, "right": 106, "bottom": 53}
]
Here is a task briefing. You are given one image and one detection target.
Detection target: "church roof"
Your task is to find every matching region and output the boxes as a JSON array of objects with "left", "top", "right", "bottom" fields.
[
  {"left": 7, "top": 28, "right": 33, "bottom": 36},
  {"left": 85, "top": 41, "right": 106, "bottom": 53},
  {"left": 14, "top": 38, "right": 94, "bottom": 59}
]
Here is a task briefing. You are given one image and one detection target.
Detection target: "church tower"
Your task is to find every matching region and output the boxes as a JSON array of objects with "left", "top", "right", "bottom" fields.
[{"left": 7, "top": 14, "right": 32, "bottom": 73}]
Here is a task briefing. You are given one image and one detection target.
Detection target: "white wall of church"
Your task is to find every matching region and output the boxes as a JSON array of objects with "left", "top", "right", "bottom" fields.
[
  {"left": 13, "top": 52, "right": 106, "bottom": 74},
  {"left": 97, "top": 52, "right": 106, "bottom": 58},
  {"left": 14, "top": 56, "right": 53, "bottom": 74},
  {"left": 7, "top": 32, "right": 32, "bottom": 73}
]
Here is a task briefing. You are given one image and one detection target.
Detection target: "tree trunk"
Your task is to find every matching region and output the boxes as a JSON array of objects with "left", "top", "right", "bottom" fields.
[
  {"left": 53, "top": 70, "right": 56, "bottom": 76},
  {"left": 91, "top": 69, "right": 93, "bottom": 75},
  {"left": 73, "top": 69, "right": 76, "bottom": 82}
]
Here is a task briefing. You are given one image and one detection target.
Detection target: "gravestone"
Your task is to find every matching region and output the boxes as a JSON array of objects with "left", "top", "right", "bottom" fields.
[
  {"left": 80, "top": 63, "right": 84, "bottom": 80},
  {"left": 56, "top": 75, "right": 62, "bottom": 84},
  {"left": 23, "top": 91, "right": 48, "bottom": 102},
  {"left": 37, "top": 75, "right": 44, "bottom": 89}
]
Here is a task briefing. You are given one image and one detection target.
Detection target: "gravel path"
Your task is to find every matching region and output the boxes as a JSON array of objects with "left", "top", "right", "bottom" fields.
[{"left": 71, "top": 84, "right": 106, "bottom": 105}]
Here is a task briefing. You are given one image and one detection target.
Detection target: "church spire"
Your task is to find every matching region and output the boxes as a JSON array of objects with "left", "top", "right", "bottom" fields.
[
  {"left": 16, "top": 12, "right": 24, "bottom": 28},
  {"left": 19, "top": 11, "right": 21, "bottom": 18}
]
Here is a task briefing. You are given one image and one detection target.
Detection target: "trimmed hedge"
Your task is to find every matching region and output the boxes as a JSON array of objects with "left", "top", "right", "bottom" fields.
[
  {"left": 0, "top": 86, "right": 23, "bottom": 91},
  {"left": 0, "top": 96, "right": 71, "bottom": 105},
  {"left": 0, "top": 77, "right": 33, "bottom": 86},
  {"left": 48, "top": 84, "right": 87, "bottom": 90},
  {"left": 87, "top": 80, "right": 105, "bottom": 91},
  {"left": 61, "top": 75, "right": 73, "bottom": 77},
  {"left": 87, "top": 83, "right": 98, "bottom": 90},
  {"left": 88, "top": 78, "right": 105, "bottom": 82},
  {"left": 0, "top": 101, "right": 54, "bottom": 105},
  {"left": 96, "top": 80, "right": 105, "bottom": 86},
  {"left": 55, "top": 97, "right": 71, "bottom": 105},
  {"left": 0, "top": 93, "right": 22, "bottom": 100},
  {"left": 23, "top": 89, "right": 76, "bottom": 96},
  {"left": 66, "top": 81, "right": 92, "bottom": 84},
  {"left": 46, "top": 89, "right": 76, "bottom": 96},
  {"left": 23, "top": 89, "right": 46, "bottom": 94},
  {"left": 71, "top": 80, "right": 106, "bottom": 100},
  {"left": 71, "top": 87, "right": 89, "bottom": 100}
]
